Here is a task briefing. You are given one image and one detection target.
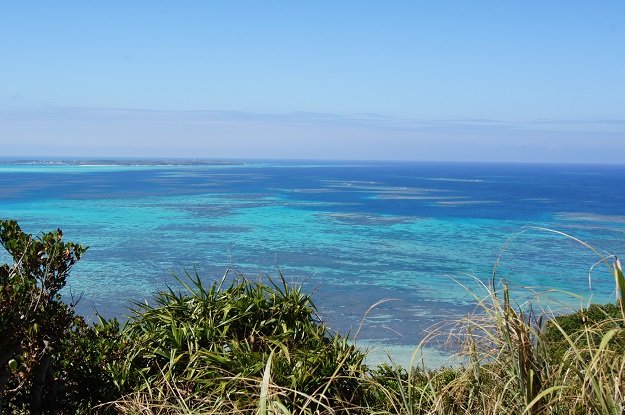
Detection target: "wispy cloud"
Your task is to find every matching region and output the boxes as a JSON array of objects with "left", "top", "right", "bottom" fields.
[{"left": 1, "top": 107, "right": 624, "bottom": 163}]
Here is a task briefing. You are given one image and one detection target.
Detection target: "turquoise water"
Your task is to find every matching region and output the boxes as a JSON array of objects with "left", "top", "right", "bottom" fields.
[{"left": 1, "top": 160, "right": 624, "bottom": 349}]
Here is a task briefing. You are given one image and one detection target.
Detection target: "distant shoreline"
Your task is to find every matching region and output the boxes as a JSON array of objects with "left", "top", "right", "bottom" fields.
[
  {"left": 1, "top": 157, "right": 622, "bottom": 167},
  {"left": 0, "top": 159, "right": 244, "bottom": 166}
]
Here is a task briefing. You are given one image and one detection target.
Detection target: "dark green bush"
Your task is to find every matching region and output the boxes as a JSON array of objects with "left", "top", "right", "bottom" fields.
[
  {"left": 544, "top": 302, "right": 625, "bottom": 363},
  {"left": 53, "top": 316, "right": 125, "bottom": 414},
  {"left": 0, "top": 220, "right": 87, "bottom": 414}
]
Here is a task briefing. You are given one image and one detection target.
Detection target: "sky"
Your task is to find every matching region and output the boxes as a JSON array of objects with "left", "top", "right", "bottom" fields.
[{"left": 1, "top": 1, "right": 624, "bottom": 162}]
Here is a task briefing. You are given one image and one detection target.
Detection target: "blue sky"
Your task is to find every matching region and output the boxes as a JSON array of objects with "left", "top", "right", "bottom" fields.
[{"left": 1, "top": 2, "right": 624, "bottom": 162}]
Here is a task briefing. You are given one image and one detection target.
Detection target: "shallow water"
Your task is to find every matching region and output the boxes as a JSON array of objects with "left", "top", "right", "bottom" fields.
[{"left": 1, "top": 160, "right": 624, "bottom": 350}]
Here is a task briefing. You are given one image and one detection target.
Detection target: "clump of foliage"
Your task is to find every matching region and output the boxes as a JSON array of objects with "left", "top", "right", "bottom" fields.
[
  {"left": 0, "top": 220, "right": 87, "bottom": 414},
  {"left": 52, "top": 316, "right": 126, "bottom": 414},
  {"left": 544, "top": 302, "right": 625, "bottom": 363},
  {"left": 0, "top": 220, "right": 124, "bottom": 414},
  {"left": 113, "top": 270, "right": 369, "bottom": 413}
]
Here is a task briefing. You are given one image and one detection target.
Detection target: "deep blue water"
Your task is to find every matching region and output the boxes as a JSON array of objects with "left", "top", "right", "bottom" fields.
[{"left": 2, "top": 160, "right": 625, "bottom": 350}]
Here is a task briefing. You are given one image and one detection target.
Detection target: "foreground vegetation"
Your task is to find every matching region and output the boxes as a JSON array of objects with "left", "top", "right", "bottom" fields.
[{"left": 1, "top": 220, "right": 624, "bottom": 414}]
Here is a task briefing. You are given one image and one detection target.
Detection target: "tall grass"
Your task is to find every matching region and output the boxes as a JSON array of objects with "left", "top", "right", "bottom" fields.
[{"left": 379, "top": 229, "right": 625, "bottom": 415}]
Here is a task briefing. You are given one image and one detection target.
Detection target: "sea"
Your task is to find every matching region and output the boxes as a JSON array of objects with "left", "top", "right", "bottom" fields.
[{"left": 2, "top": 159, "right": 625, "bottom": 365}]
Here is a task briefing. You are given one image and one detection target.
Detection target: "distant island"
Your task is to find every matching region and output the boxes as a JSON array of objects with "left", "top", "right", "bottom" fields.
[{"left": 0, "top": 159, "right": 244, "bottom": 166}]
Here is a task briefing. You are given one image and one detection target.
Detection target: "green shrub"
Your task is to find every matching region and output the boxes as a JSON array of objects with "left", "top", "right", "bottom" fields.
[
  {"left": 544, "top": 302, "right": 625, "bottom": 363},
  {"left": 0, "top": 220, "right": 87, "bottom": 414},
  {"left": 53, "top": 316, "right": 126, "bottom": 414},
  {"left": 114, "top": 270, "right": 369, "bottom": 413}
]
